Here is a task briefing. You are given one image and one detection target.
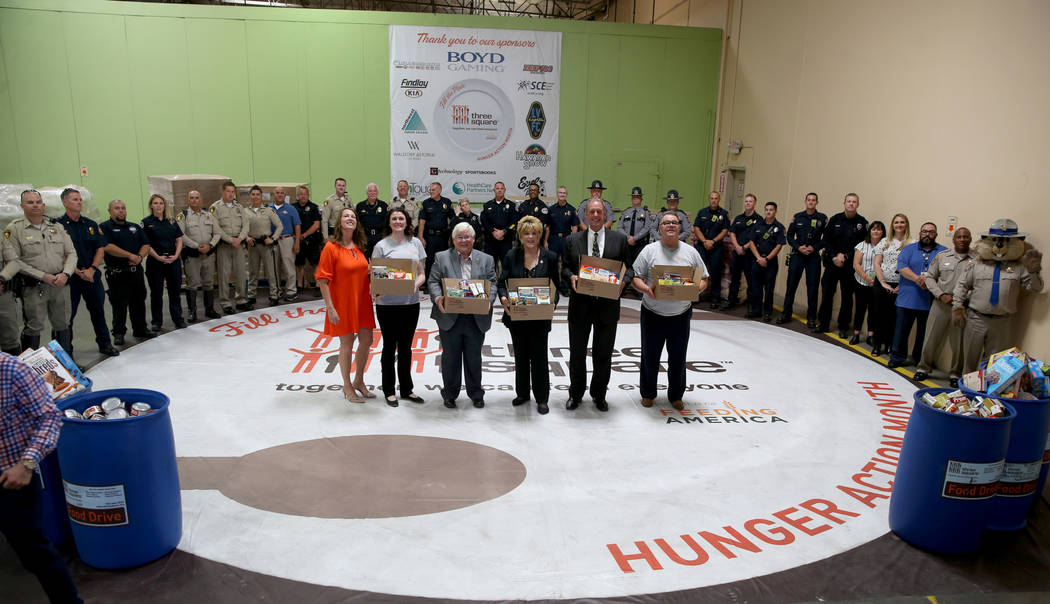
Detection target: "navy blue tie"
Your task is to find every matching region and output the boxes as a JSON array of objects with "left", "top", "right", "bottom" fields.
[{"left": 990, "top": 262, "right": 1001, "bottom": 306}]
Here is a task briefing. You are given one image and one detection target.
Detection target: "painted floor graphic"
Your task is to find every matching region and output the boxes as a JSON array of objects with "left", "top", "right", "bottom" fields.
[{"left": 84, "top": 299, "right": 919, "bottom": 600}]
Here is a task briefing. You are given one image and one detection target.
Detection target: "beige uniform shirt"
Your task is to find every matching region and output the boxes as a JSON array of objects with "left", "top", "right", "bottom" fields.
[
  {"left": 925, "top": 250, "right": 976, "bottom": 298},
  {"left": 246, "top": 206, "right": 284, "bottom": 239},
  {"left": 321, "top": 194, "right": 354, "bottom": 239},
  {"left": 177, "top": 208, "right": 222, "bottom": 249},
  {"left": 211, "top": 201, "right": 250, "bottom": 242},
  {"left": 953, "top": 257, "right": 1044, "bottom": 315},
  {"left": 4, "top": 218, "right": 76, "bottom": 279},
  {"left": 389, "top": 197, "right": 420, "bottom": 225},
  {"left": 0, "top": 235, "right": 19, "bottom": 281}
]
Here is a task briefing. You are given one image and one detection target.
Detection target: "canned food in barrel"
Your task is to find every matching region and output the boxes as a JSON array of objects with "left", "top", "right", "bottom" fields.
[
  {"left": 83, "top": 405, "right": 105, "bottom": 420},
  {"left": 129, "top": 402, "right": 152, "bottom": 416}
]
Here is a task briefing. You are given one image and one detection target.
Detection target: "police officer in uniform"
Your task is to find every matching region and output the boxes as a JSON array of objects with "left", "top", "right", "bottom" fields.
[
  {"left": 293, "top": 185, "right": 323, "bottom": 295},
  {"left": 142, "top": 194, "right": 186, "bottom": 330},
  {"left": 516, "top": 183, "right": 550, "bottom": 242},
  {"left": 244, "top": 185, "right": 284, "bottom": 306},
  {"left": 321, "top": 177, "right": 354, "bottom": 240},
  {"left": 54, "top": 187, "right": 119, "bottom": 356},
  {"left": 355, "top": 183, "right": 388, "bottom": 258},
  {"left": 178, "top": 190, "right": 222, "bottom": 321},
  {"left": 390, "top": 179, "right": 421, "bottom": 241},
  {"left": 816, "top": 193, "right": 868, "bottom": 336},
  {"left": 747, "top": 201, "right": 787, "bottom": 322},
  {"left": 418, "top": 182, "right": 456, "bottom": 278},
  {"left": 0, "top": 237, "right": 20, "bottom": 355},
  {"left": 212, "top": 181, "right": 251, "bottom": 313},
  {"left": 577, "top": 180, "right": 615, "bottom": 230},
  {"left": 545, "top": 186, "right": 576, "bottom": 254},
  {"left": 100, "top": 199, "right": 155, "bottom": 345},
  {"left": 480, "top": 181, "right": 518, "bottom": 274},
  {"left": 693, "top": 191, "right": 730, "bottom": 309},
  {"left": 777, "top": 192, "right": 827, "bottom": 329},
  {"left": 5, "top": 190, "right": 76, "bottom": 355},
  {"left": 452, "top": 198, "right": 484, "bottom": 250},
  {"left": 725, "top": 193, "right": 760, "bottom": 312},
  {"left": 617, "top": 186, "right": 653, "bottom": 269}
]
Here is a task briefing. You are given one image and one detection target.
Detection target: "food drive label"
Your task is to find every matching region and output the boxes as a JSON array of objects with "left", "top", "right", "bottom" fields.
[
  {"left": 63, "top": 481, "right": 130, "bottom": 527},
  {"left": 941, "top": 459, "right": 1003, "bottom": 500}
]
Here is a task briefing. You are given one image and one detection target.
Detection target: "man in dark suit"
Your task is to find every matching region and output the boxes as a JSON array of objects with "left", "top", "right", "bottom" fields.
[
  {"left": 561, "top": 198, "right": 634, "bottom": 411},
  {"left": 428, "top": 222, "right": 497, "bottom": 409}
]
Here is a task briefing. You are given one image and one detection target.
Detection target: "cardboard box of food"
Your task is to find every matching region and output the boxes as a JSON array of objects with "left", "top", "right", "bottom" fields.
[
  {"left": 370, "top": 258, "right": 417, "bottom": 296},
  {"left": 147, "top": 174, "right": 230, "bottom": 214},
  {"left": 575, "top": 255, "right": 626, "bottom": 300},
  {"left": 651, "top": 265, "right": 706, "bottom": 301},
  {"left": 442, "top": 278, "right": 491, "bottom": 315},
  {"left": 505, "top": 278, "right": 556, "bottom": 321}
]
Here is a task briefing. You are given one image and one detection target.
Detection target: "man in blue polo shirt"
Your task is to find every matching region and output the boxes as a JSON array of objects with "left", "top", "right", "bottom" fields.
[
  {"left": 888, "top": 222, "right": 946, "bottom": 369},
  {"left": 269, "top": 186, "right": 301, "bottom": 302}
]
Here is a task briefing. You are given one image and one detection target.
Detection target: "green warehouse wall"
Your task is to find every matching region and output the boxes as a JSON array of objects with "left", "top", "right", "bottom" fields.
[{"left": 0, "top": 0, "right": 721, "bottom": 221}]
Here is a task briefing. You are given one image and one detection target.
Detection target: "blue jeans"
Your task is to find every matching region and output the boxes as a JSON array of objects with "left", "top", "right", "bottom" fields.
[{"left": 891, "top": 306, "right": 929, "bottom": 365}]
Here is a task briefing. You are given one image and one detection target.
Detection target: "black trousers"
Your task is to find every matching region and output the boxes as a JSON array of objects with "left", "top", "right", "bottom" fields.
[
  {"left": 106, "top": 267, "right": 149, "bottom": 336},
  {"left": 508, "top": 321, "right": 551, "bottom": 403},
  {"left": 727, "top": 250, "right": 752, "bottom": 304},
  {"left": 146, "top": 257, "right": 184, "bottom": 327},
  {"left": 69, "top": 272, "right": 111, "bottom": 348},
  {"left": 853, "top": 284, "right": 873, "bottom": 332},
  {"left": 872, "top": 282, "right": 898, "bottom": 349},
  {"left": 748, "top": 259, "right": 779, "bottom": 316},
  {"left": 485, "top": 238, "right": 513, "bottom": 274},
  {"left": 697, "top": 243, "right": 725, "bottom": 300},
  {"left": 0, "top": 475, "right": 82, "bottom": 603},
  {"left": 817, "top": 262, "right": 855, "bottom": 330},
  {"left": 424, "top": 234, "right": 450, "bottom": 280},
  {"left": 640, "top": 306, "right": 691, "bottom": 401},
  {"left": 439, "top": 315, "right": 485, "bottom": 402},
  {"left": 567, "top": 296, "right": 618, "bottom": 401},
  {"left": 376, "top": 303, "right": 420, "bottom": 397},
  {"left": 781, "top": 252, "right": 821, "bottom": 320}
]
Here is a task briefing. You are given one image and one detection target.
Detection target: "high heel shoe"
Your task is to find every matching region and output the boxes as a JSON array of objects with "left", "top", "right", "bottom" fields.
[
  {"left": 344, "top": 387, "right": 364, "bottom": 403},
  {"left": 352, "top": 383, "right": 376, "bottom": 399},
  {"left": 871, "top": 345, "right": 883, "bottom": 357},
  {"left": 848, "top": 333, "right": 860, "bottom": 345}
]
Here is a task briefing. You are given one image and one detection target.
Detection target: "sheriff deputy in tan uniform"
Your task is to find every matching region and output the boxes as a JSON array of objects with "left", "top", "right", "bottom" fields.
[
  {"left": 321, "top": 177, "right": 354, "bottom": 240},
  {"left": 178, "top": 190, "right": 222, "bottom": 321},
  {"left": 913, "top": 227, "right": 976, "bottom": 386},
  {"left": 244, "top": 185, "right": 284, "bottom": 305},
  {"left": 211, "top": 180, "right": 250, "bottom": 314},
  {"left": 390, "top": 179, "right": 421, "bottom": 245},
  {"left": 953, "top": 218, "right": 1044, "bottom": 373},
  {"left": 4, "top": 189, "right": 76, "bottom": 354},
  {"left": 0, "top": 232, "right": 21, "bottom": 355}
]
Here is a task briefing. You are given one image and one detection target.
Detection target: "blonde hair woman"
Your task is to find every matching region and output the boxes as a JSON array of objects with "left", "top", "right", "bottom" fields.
[{"left": 142, "top": 194, "right": 186, "bottom": 330}]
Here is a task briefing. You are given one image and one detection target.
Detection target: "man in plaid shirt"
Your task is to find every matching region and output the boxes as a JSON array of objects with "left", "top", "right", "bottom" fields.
[{"left": 0, "top": 352, "right": 81, "bottom": 603}]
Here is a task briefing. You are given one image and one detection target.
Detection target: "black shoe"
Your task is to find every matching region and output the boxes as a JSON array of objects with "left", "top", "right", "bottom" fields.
[
  {"left": 762, "top": 314, "right": 773, "bottom": 323},
  {"left": 838, "top": 329, "right": 849, "bottom": 339},
  {"left": 113, "top": 334, "right": 125, "bottom": 346},
  {"left": 133, "top": 330, "right": 157, "bottom": 339},
  {"left": 174, "top": 320, "right": 188, "bottom": 329},
  {"left": 151, "top": 323, "right": 163, "bottom": 332},
  {"left": 566, "top": 397, "right": 581, "bottom": 410},
  {"left": 811, "top": 321, "right": 825, "bottom": 332},
  {"left": 775, "top": 315, "right": 792, "bottom": 325},
  {"left": 512, "top": 397, "right": 529, "bottom": 406},
  {"left": 594, "top": 399, "right": 609, "bottom": 412},
  {"left": 403, "top": 393, "right": 425, "bottom": 404},
  {"left": 718, "top": 300, "right": 732, "bottom": 310},
  {"left": 709, "top": 300, "right": 720, "bottom": 310},
  {"left": 848, "top": 333, "right": 860, "bottom": 345},
  {"left": 247, "top": 297, "right": 257, "bottom": 305},
  {"left": 472, "top": 399, "right": 485, "bottom": 408},
  {"left": 913, "top": 371, "right": 929, "bottom": 382},
  {"left": 236, "top": 302, "right": 252, "bottom": 311},
  {"left": 386, "top": 396, "right": 399, "bottom": 407},
  {"left": 866, "top": 335, "right": 875, "bottom": 347},
  {"left": 99, "top": 344, "right": 120, "bottom": 357},
  {"left": 205, "top": 309, "right": 221, "bottom": 319},
  {"left": 887, "top": 359, "right": 903, "bottom": 369},
  {"left": 443, "top": 399, "right": 457, "bottom": 409},
  {"left": 284, "top": 293, "right": 299, "bottom": 302},
  {"left": 537, "top": 402, "right": 549, "bottom": 415},
  {"left": 871, "top": 345, "right": 883, "bottom": 356},
  {"left": 222, "top": 306, "right": 235, "bottom": 315},
  {"left": 743, "top": 310, "right": 759, "bottom": 319},
  {"left": 949, "top": 377, "right": 959, "bottom": 388}
]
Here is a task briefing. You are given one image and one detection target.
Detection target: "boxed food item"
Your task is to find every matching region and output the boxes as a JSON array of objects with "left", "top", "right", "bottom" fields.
[
  {"left": 442, "top": 278, "right": 491, "bottom": 314},
  {"left": 18, "top": 342, "right": 87, "bottom": 400},
  {"left": 575, "top": 255, "right": 626, "bottom": 300},
  {"left": 505, "top": 278, "right": 556, "bottom": 321},
  {"left": 985, "top": 354, "right": 1028, "bottom": 396},
  {"left": 370, "top": 258, "right": 416, "bottom": 295},
  {"left": 920, "top": 389, "right": 1006, "bottom": 418},
  {"left": 651, "top": 264, "right": 705, "bottom": 301},
  {"left": 147, "top": 174, "right": 230, "bottom": 214}
]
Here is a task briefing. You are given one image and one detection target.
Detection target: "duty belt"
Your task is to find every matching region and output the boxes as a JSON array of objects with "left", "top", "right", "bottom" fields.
[
  {"left": 367, "top": 228, "right": 379, "bottom": 236},
  {"left": 106, "top": 265, "right": 138, "bottom": 274},
  {"left": 425, "top": 228, "right": 449, "bottom": 236},
  {"left": 552, "top": 232, "right": 569, "bottom": 237}
]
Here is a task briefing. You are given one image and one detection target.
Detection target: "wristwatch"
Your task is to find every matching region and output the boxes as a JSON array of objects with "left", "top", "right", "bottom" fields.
[{"left": 22, "top": 458, "right": 38, "bottom": 471}]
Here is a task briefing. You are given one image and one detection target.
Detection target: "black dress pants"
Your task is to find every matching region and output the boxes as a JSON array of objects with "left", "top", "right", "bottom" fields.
[
  {"left": 727, "top": 250, "right": 752, "bottom": 304},
  {"left": 853, "top": 283, "right": 873, "bottom": 332},
  {"left": 508, "top": 321, "right": 551, "bottom": 403},
  {"left": 871, "top": 282, "right": 898, "bottom": 349},
  {"left": 697, "top": 243, "right": 725, "bottom": 301},
  {"left": 439, "top": 314, "right": 485, "bottom": 402},
  {"left": 781, "top": 252, "right": 821, "bottom": 320},
  {"left": 146, "top": 257, "right": 184, "bottom": 327},
  {"left": 748, "top": 260, "right": 779, "bottom": 317},
  {"left": 376, "top": 303, "right": 420, "bottom": 397},
  {"left": 0, "top": 475, "right": 82, "bottom": 603},
  {"left": 69, "top": 273, "right": 111, "bottom": 349},
  {"left": 424, "top": 234, "right": 450, "bottom": 281},
  {"left": 817, "top": 262, "right": 855, "bottom": 330},
  {"left": 106, "top": 267, "right": 149, "bottom": 336},
  {"left": 639, "top": 306, "right": 691, "bottom": 401},
  {"left": 567, "top": 295, "right": 618, "bottom": 401}
]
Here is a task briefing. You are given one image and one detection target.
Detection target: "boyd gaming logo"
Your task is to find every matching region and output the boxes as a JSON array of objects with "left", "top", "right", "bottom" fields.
[
  {"left": 447, "top": 51, "right": 505, "bottom": 72},
  {"left": 526, "top": 102, "right": 546, "bottom": 139},
  {"left": 452, "top": 182, "right": 466, "bottom": 195},
  {"left": 517, "top": 176, "right": 546, "bottom": 196},
  {"left": 452, "top": 105, "right": 469, "bottom": 125}
]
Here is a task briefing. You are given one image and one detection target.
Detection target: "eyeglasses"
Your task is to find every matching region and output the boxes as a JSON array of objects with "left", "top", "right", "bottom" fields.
[
  {"left": 919, "top": 229, "right": 936, "bottom": 235},
  {"left": 660, "top": 221, "right": 680, "bottom": 226},
  {"left": 454, "top": 235, "right": 474, "bottom": 241}
]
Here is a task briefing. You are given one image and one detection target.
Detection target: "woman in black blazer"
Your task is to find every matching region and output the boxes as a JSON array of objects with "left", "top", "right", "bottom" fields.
[{"left": 497, "top": 215, "right": 561, "bottom": 414}]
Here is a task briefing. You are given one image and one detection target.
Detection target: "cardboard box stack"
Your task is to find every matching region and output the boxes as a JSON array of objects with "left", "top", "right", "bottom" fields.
[{"left": 148, "top": 174, "right": 230, "bottom": 214}]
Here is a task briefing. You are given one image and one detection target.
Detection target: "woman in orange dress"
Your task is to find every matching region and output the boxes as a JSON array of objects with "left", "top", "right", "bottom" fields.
[{"left": 316, "top": 207, "right": 377, "bottom": 403}]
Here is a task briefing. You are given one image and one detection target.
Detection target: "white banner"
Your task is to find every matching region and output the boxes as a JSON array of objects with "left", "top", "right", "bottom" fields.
[{"left": 389, "top": 25, "right": 561, "bottom": 205}]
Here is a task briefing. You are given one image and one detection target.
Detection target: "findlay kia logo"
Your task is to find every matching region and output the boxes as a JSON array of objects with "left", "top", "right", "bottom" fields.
[{"left": 401, "top": 78, "right": 427, "bottom": 98}]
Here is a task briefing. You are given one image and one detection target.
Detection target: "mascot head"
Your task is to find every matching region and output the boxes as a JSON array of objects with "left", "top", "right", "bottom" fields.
[{"left": 975, "top": 218, "right": 1028, "bottom": 262}]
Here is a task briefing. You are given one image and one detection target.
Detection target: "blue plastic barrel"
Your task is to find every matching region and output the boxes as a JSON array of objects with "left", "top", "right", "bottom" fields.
[
  {"left": 960, "top": 385, "right": 1050, "bottom": 530},
  {"left": 888, "top": 388, "right": 1015, "bottom": 553},
  {"left": 38, "top": 375, "right": 94, "bottom": 548},
  {"left": 56, "top": 388, "right": 182, "bottom": 569}
]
